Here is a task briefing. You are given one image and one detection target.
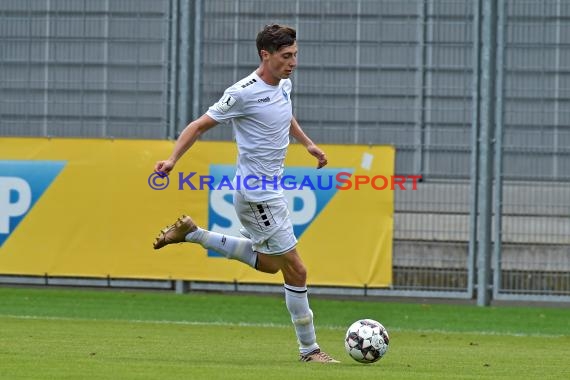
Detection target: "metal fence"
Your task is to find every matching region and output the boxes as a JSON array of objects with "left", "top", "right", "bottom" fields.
[
  {"left": 0, "top": 0, "right": 172, "bottom": 138},
  {"left": 1, "top": 0, "right": 569, "bottom": 303},
  {"left": 494, "top": 0, "right": 570, "bottom": 301}
]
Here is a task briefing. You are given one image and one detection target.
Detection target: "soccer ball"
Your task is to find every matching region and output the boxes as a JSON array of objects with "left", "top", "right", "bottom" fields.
[{"left": 344, "top": 319, "right": 389, "bottom": 363}]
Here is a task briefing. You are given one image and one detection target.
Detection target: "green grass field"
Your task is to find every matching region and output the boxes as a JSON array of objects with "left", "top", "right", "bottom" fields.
[{"left": 0, "top": 287, "right": 568, "bottom": 379}]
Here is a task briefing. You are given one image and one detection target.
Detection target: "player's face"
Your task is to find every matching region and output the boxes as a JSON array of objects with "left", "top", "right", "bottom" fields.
[{"left": 265, "top": 42, "right": 298, "bottom": 80}]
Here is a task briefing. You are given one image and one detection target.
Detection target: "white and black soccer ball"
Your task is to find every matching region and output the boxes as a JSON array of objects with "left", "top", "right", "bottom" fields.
[{"left": 344, "top": 319, "right": 389, "bottom": 363}]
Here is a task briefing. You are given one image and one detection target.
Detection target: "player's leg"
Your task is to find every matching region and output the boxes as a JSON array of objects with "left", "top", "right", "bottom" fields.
[
  {"left": 257, "top": 248, "right": 316, "bottom": 353},
  {"left": 257, "top": 248, "right": 339, "bottom": 363},
  {"left": 185, "top": 223, "right": 258, "bottom": 268},
  {"left": 257, "top": 250, "right": 317, "bottom": 354},
  {"left": 152, "top": 214, "right": 300, "bottom": 275},
  {"left": 153, "top": 215, "right": 258, "bottom": 269},
  {"left": 232, "top": 193, "right": 338, "bottom": 362}
]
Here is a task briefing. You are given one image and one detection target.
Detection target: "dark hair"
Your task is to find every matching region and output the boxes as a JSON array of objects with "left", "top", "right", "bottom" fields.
[{"left": 256, "top": 24, "right": 297, "bottom": 60}]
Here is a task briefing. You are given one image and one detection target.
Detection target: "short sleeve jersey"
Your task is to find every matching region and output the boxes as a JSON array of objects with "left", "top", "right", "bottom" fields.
[{"left": 206, "top": 71, "right": 293, "bottom": 202}]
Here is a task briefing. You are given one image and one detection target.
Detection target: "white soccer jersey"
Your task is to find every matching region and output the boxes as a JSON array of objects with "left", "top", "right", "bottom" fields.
[{"left": 206, "top": 71, "right": 293, "bottom": 202}]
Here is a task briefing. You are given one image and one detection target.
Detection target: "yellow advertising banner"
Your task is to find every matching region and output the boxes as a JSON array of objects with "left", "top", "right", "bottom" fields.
[{"left": 0, "top": 138, "right": 395, "bottom": 287}]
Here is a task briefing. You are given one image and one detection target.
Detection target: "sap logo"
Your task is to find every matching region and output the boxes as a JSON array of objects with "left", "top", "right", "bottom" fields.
[
  {"left": 207, "top": 165, "right": 353, "bottom": 257},
  {"left": 0, "top": 161, "right": 66, "bottom": 248}
]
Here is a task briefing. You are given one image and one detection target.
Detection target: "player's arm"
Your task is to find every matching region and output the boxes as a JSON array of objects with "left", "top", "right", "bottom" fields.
[
  {"left": 290, "top": 116, "right": 328, "bottom": 169},
  {"left": 154, "top": 114, "right": 218, "bottom": 175}
]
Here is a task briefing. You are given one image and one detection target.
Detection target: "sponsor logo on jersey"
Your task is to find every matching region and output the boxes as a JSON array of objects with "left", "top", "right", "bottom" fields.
[
  {"left": 0, "top": 160, "right": 65, "bottom": 248},
  {"left": 257, "top": 97, "right": 270, "bottom": 103},
  {"left": 240, "top": 78, "right": 257, "bottom": 88}
]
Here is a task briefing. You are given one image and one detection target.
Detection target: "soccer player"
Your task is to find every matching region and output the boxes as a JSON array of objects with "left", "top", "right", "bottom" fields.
[{"left": 153, "top": 24, "right": 339, "bottom": 363}]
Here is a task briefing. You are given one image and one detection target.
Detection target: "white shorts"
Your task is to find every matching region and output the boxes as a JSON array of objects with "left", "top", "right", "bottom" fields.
[{"left": 233, "top": 191, "right": 298, "bottom": 255}]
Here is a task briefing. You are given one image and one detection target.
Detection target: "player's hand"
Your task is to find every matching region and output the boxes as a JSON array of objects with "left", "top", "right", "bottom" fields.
[
  {"left": 307, "top": 144, "right": 328, "bottom": 169},
  {"left": 154, "top": 159, "right": 176, "bottom": 175}
]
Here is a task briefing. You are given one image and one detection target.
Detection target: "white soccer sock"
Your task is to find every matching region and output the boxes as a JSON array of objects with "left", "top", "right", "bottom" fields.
[
  {"left": 284, "top": 284, "right": 319, "bottom": 355},
  {"left": 185, "top": 228, "right": 257, "bottom": 269}
]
